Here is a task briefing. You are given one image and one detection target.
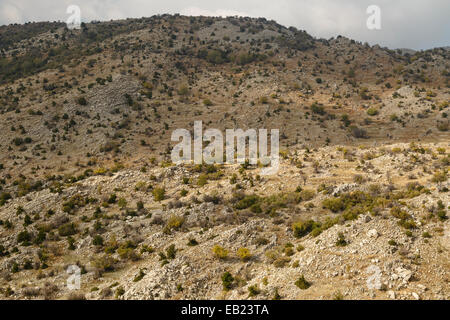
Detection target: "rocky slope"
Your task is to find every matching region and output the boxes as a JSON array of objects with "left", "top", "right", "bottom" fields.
[{"left": 0, "top": 15, "right": 448, "bottom": 300}]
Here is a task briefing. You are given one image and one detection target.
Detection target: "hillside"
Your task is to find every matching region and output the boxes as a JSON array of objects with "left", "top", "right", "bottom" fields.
[{"left": 0, "top": 15, "right": 448, "bottom": 300}]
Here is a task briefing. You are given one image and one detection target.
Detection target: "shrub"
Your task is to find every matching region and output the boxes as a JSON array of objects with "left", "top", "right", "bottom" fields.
[
  {"left": 292, "top": 220, "right": 320, "bottom": 238},
  {"left": 0, "top": 192, "right": 12, "bottom": 206},
  {"left": 117, "top": 198, "right": 127, "bottom": 209},
  {"left": 437, "top": 209, "right": 447, "bottom": 221},
  {"left": 164, "top": 215, "right": 185, "bottom": 233},
  {"left": 311, "top": 102, "right": 325, "bottom": 115},
  {"left": 235, "top": 194, "right": 260, "bottom": 210},
  {"left": 12, "top": 137, "right": 24, "bottom": 146},
  {"left": 222, "top": 272, "right": 234, "bottom": 291},
  {"left": 422, "top": 232, "right": 432, "bottom": 238},
  {"left": 203, "top": 99, "right": 213, "bottom": 106},
  {"left": 134, "top": 269, "right": 146, "bottom": 282},
  {"left": 107, "top": 193, "right": 117, "bottom": 204},
  {"left": 283, "top": 244, "right": 294, "bottom": 256},
  {"left": 353, "top": 174, "right": 365, "bottom": 184},
  {"left": 136, "top": 201, "right": 144, "bottom": 211},
  {"left": 187, "top": 238, "right": 199, "bottom": 246},
  {"left": 437, "top": 121, "right": 449, "bottom": 132},
  {"left": 17, "top": 230, "right": 32, "bottom": 245},
  {"left": 298, "top": 189, "right": 315, "bottom": 201},
  {"left": 92, "top": 235, "right": 104, "bottom": 246},
  {"left": 248, "top": 285, "right": 260, "bottom": 297},
  {"left": 117, "top": 246, "right": 139, "bottom": 261},
  {"left": 124, "top": 93, "right": 133, "bottom": 106},
  {"left": 272, "top": 289, "right": 282, "bottom": 300},
  {"left": 212, "top": 245, "right": 228, "bottom": 259},
  {"left": 58, "top": 222, "right": 77, "bottom": 237},
  {"left": 197, "top": 174, "right": 208, "bottom": 187},
  {"left": 178, "top": 85, "right": 189, "bottom": 96},
  {"left": 322, "top": 198, "right": 345, "bottom": 212},
  {"left": 76, "top": 97, "right": 87, "bottom": 106},
  {"left": 367, "top": 108, "right": 379, "bottom": 116},
  {"left": 390, "top": 207, "right": 417, "bottom": 229},
  {"left": 335, "top": 232, "right": 348, "bottom": 247},
  {"left": 0, "top": 245, "right": 7, "bottom": 256},
  {"left": 115, "top": 287, "right": 125, "bottom": 298},
  {"left": 295, "top": 275, "right": 311, "bottom": 289},
  {"left": 152, "top": 187, "right": 165, "bottom": 201},
  {"left": 92, "top": 255, "right": 116, "bottom": 273},
  {"left": 349, "top": 126, "right": 368, "bottom": 138},
  {"left": 256, "top": 237, "right": 269, "bottom": 246},
  {"left": 237, "top": 247, "right": 252, "bottom": 261},
  {"left": 432, "top": 171, "right": 447, "bottom": 184},
  {"left": 166, "top": 244, "right": 177, "bottom": 259}
]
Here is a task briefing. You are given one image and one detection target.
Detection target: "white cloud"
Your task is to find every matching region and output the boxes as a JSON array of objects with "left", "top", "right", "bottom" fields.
[
  {"left": 0, "top": 2, "right": 23, "bottom": 24},
  {"left": 180, "top": 7, "right": 251, "bottom": 18}
]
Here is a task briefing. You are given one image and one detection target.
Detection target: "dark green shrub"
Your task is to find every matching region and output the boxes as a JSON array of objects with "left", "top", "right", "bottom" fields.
[
  {"left": 295, "top": 275, "right": 311, "bottom": 289},
  {"left": 58, "top": 222, "right": 77, "bottom": 236},
  {"left": 221, "top": 272, "right": 234, "bottom": 291},
  {"left": 76, "top": 97, "right": 87, "bottom": 106},
  {"left": 17, "top": 230, "right": 32, "bottom": 245},
  {"left": 93, "top": 235, "right": 104, "bottom": 246},
  {"left": 292, "top": 220, "right": 320, "bottom": 238}
]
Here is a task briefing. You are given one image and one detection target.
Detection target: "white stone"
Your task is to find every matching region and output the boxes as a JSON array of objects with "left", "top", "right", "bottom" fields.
[{"left": 367, "top": 229, "right": 379, "bottom": 238}]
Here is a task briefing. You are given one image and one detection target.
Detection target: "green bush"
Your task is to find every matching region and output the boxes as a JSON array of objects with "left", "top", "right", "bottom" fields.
[
  {"left": 235, "top": 195, "right": 260, "bottom": 210},
  {"left": 367, "top": 108, "right": 379, "bottom": 116},
  {"left": 164, "top": 215, "right": 184, "bottom": 233},
  {"left": 117, "top": 246, "right": 139, "bottom": 261},
  {"left": 133, "top": 269, "right": 146, "bottom": 282},
  {"left": 322, "top": 198, "right": 345, "bottom": 212},
  {"left": 58, "top": 222, "right": 77, "bottom": 237},
  {"left": 166, "top": 244, "right": 177, "bottom": 259},
  {"left": 248, "top": 284, "right": 260, "bottom": 297},
  {"left": 17, "top": 230, "right": 32, "bottom": 245},
  {"left": 152, "top": 187, "right": 165, "bottom": 201},
  {"left": 197, "top": 174, "right": 208, "bottom": 187},
  {"left": 311, "top": 102, "right": 326, "bottom": 115},
  {"left": 222, "top": 272, "right": 234, "bottom": 291},
  {"left": 349, "top": 126, "right": 368, "bottom": 139},
  {"left": 298, "top": 189, "right": 315, "bottom": 201},
  {"left": 203, "top": 99, "right": 213, "bottom": 106},
  {"left": 335, "top": 232, "right": 348, "bottom": 247},
  {"left": 295, "top": 275, "right": 311, "bottom": 289},
  {"left": 92, "top": 254, "right": 116, "bottom": 272},
  {"left": 76, "top": 97, "right": 87, "bottom": 106},
  {"left": 93, "top": 235, "right": 104, "bottom": 246},
  {"left": 292, "top": 220, "right": 320, "bottom": 238}
]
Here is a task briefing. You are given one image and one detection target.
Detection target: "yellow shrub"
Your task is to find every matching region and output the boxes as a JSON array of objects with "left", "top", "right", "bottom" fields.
[
  {"left": 237, "top": 247, "right": 252, "bottom": 261},
  {"left": 212, "top": 245, "right": 228, "bottom": 259}
]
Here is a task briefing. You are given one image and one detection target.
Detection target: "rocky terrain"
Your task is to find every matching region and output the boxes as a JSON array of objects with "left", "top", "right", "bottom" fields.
[{"left": 0, "top": 15, "right": 448, "bottom": 300}]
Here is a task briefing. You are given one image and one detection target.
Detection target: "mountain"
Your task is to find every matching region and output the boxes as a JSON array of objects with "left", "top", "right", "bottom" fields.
[{"left": 0, "top": 15, "right": 448, "bottom": 300}]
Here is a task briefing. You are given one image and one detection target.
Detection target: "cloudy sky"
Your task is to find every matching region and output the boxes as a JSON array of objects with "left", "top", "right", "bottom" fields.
[{"left": 0, "top": 0, "right": 449, "bottom": 50}]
